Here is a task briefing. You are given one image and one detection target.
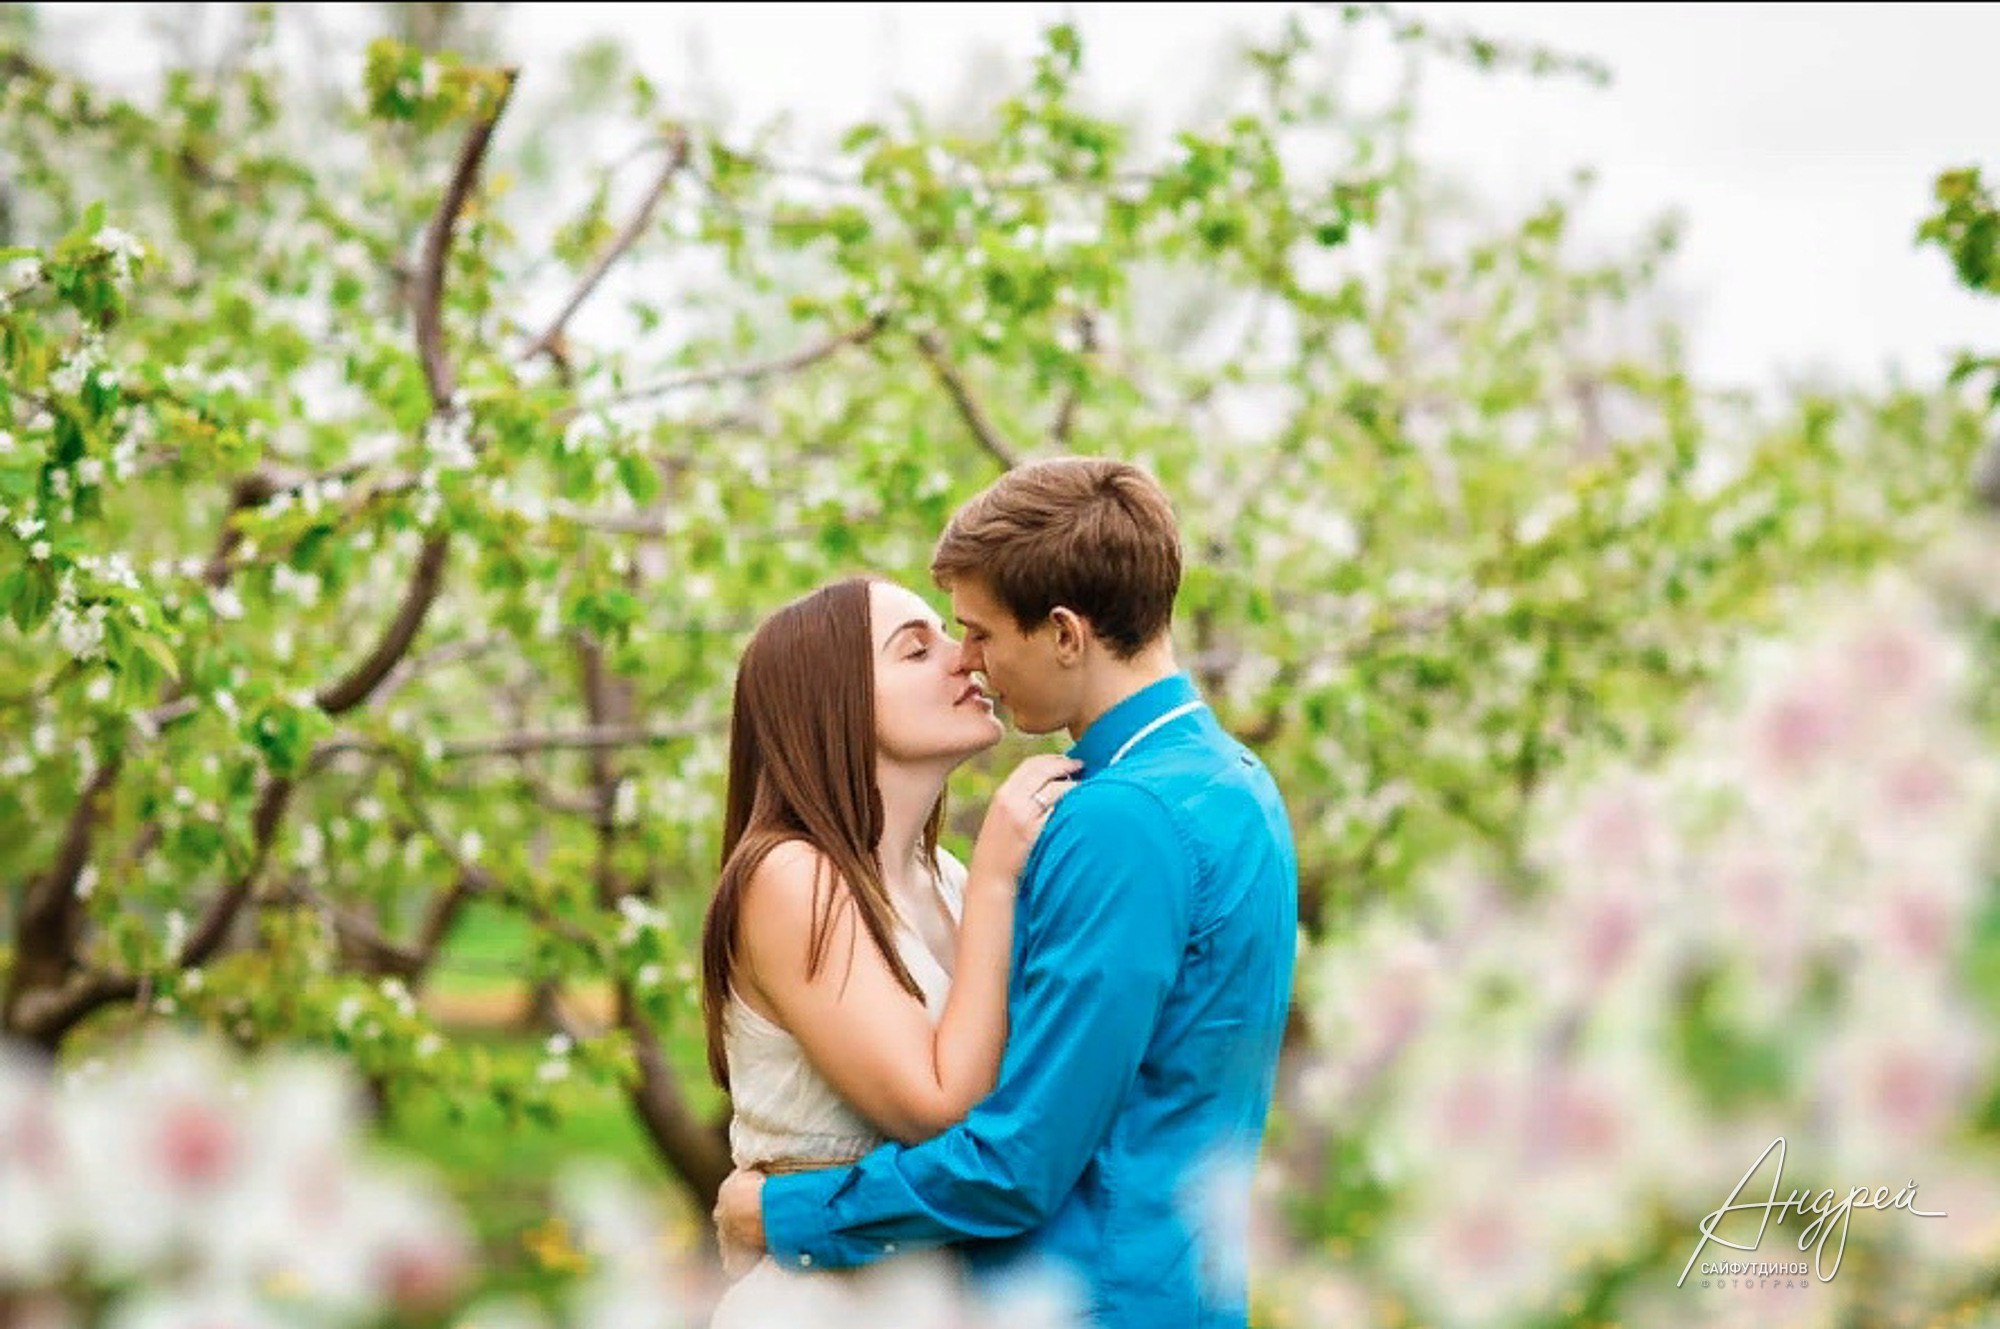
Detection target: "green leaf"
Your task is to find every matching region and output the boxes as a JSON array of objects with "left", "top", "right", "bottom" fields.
[
  {"left": 131, "top": 631, "right": 182, "bottom": 682},
  {"left": 616, "top": 452, "right": 660, "bottom": 506},
  {"left": 11, "top": 564, "right": 53, "bottom": 631}
]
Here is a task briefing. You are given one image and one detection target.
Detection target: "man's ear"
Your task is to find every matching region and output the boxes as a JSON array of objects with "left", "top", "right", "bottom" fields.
[{"left": 1047, "top": 606, "right": 1091, "bottom": 666}]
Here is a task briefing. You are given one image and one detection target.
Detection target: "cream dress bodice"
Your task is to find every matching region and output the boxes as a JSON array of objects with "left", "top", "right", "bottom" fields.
[
  {"left": 709, "top": 849, "right": 973, "bottom": 1329},
  {"left": 721, "top": 848, "right": 965, "bottom": 1170}
]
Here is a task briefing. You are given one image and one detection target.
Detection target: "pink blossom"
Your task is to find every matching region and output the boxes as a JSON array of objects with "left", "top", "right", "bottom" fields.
[{"left": 1746, "top": 680, "right": 1851, "bottom": 782}]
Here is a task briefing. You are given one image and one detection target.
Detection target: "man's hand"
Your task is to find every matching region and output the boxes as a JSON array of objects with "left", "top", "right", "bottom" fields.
[{"left": 713, "top": 1168, "right": 768, "bottom": 1277}]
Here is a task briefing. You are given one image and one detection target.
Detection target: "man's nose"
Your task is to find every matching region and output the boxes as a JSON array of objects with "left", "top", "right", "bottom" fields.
[{"left": 949, "top": 640, "right": 977, "bottom": 675}]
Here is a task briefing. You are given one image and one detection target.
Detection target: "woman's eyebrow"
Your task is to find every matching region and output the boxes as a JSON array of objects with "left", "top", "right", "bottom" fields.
[{"left": 881, "top": 618, "right": 937, "bottom": 652}]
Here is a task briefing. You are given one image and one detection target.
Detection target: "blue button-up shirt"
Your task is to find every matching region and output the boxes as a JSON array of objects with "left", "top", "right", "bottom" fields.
[{"left": 762, "top": 673, "right": 1299, "bottom": 1327}]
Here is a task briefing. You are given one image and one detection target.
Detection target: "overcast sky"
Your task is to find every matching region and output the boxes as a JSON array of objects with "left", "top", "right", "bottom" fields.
[
  {"left": 500, "top": 1, "right": 2000, "bottom": 399},
  {"left": 38, "top": 2, "right": 2000, "bottom": 399}
]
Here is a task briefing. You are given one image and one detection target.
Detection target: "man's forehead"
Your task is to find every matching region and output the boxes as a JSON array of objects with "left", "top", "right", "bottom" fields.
[{"left": 947, "top": 581, "right": 997, "bottom": 621}]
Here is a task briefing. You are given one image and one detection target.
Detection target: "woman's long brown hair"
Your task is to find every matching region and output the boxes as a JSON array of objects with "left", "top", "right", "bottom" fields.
[{"left": 699, "top": 577, "right": 945, "bottom": 1091}]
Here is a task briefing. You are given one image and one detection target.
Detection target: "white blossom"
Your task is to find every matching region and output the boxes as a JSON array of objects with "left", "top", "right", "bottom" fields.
[
  {"left": 422, "top": 410, "right": 476, "bottom": 472},
  {"left": 271, "top": 564, "right": 321, "bottom": 607},
  {"left": 50, "top": 347, "right": 96, "bottom": 397},
  {"left": 208, "top": 586, "right": 245, "bottom": 622},
  {"left": 380, "top": 979, "right": 416, "bottom": 1018},
  {"left": 52, "top": 600, "right": 105, "bottom": 659},
  {"left": 92, "top": 225, "right": 145, "bottom": 282}
]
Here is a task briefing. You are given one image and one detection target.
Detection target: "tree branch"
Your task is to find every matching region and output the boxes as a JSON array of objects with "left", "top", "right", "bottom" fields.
[
  {"left": 2, "top": 759, "right": 122, "bottom": 1040},
  {"left": 600, "top": 314, "right": 888, "bottom": 407},
  {"left": 520, "top": 128, "right": 691, "bottom": 366},
  {"left": 288, "top": 866, "right": 474, "bottom": 983},
  {"left": 625, "top": 1000, "right": 733, "bottom": 1213},
  {"left": 413, "top": 69, "right": 518, "bottom": 409},
  {"left": 917, "top": 330, "right": 1021, "bottom": 470},
  {"left": 412, "top": 872, "right": 478, "bottom": 965},
  {"left": 11, "top": 969, "right": 138, "bottom": 1048},
  {"left": 1049, "top": 311, "right": 1099, "bottom": 447},
  {"left": 319, "top": 74, "right": 515, "bottom": 716},
  {"left": 553, "top": 502, "right": 883, "bottom": 543},
  {"left": 314, "top": 716, "right": 719, "bottom": 764},
  {"left": 371, "top": 633, "right": 508, "bottom": 710},
  {"left": 395, "top": 795, "right": 606, "bottom": 960},
  {"left": 201, "top": 470, "right": 282, "bottom": 586},
  {"left": 178, "top": 776, "right": 295, "bottom": 969},
  {"left": 11, "top": 774, "right": 294, "bottom": 1045},
  {"left": 313, "top": 533, "right": 452, "bottom": 716},
  {"left": 286, "top": 874, "right": 424, "bottom": 979}
]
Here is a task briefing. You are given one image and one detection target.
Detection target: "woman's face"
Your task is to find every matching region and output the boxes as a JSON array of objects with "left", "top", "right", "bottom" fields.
[{"left": 870, "top": 580, "right": 1003, "bottom": 765}]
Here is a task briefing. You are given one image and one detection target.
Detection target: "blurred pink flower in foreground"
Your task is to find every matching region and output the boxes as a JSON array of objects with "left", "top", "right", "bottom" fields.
[
  {"left": 1, "top": 1033, "right": 473, "bottom": 1323},
  {"left": 0, "top": 1029, "right": 1095, "bottom": 1329},
  {"left": 1283, "top": 551, "right": 2000, "bottom": 1327}
]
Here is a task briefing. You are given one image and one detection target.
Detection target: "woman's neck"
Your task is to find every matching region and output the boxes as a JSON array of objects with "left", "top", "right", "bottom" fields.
[{"left": 874, "top": 757, "right": 949, "bottom": 893}]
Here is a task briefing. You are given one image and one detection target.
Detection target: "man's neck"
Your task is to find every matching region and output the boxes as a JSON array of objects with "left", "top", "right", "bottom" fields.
[{"left": 1067, "top": 642, "right": 1181, "bottom": 744}]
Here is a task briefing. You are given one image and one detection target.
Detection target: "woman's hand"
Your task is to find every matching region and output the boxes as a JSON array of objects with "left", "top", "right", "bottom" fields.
[{"left": 970, "top": 754, "right": 1082, "bottom": 884}]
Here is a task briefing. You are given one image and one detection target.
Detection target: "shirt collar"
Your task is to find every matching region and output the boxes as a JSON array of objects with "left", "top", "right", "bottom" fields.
[{"left": 1068, "top": 673, "right": 1202, "bottom": 776}]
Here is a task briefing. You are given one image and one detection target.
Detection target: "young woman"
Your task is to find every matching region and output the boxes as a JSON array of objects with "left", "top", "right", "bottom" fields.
[{"left": 700, "top": 575, "right": 1076, "bottom": 1323}]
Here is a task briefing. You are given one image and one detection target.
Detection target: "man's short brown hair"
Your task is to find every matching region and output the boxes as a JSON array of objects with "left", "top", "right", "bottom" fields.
[{"left": 931, "top": 457, "right": 1182, "bottom": 659}]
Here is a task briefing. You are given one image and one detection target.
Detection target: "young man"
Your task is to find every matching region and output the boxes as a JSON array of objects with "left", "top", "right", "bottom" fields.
[{"left": 712, "top": 457, "right": 1299, "bottom": 1327}]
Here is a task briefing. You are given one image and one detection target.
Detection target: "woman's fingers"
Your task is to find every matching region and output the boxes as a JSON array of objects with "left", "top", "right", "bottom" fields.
[
  {"left": 1030, "top": 776, "right": 1075, "bottom": 816},
  {"left": 973, "top": 756, "right": 1083, "bottom": 880}
]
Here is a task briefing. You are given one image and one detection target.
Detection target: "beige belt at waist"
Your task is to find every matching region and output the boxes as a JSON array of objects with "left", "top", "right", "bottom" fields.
[{"left": 751, "top": 1154, "right": 864, "bottom": 1176}]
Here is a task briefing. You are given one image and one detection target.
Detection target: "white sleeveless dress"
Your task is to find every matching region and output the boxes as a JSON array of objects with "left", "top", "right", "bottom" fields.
[{"left": 708, "top": 851, "right": 972, "bottom": 1329}]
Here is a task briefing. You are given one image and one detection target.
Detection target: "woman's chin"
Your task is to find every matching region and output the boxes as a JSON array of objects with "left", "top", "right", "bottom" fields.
[{"left": 964, "top": 716, "right": 1006, "bottom": 750}]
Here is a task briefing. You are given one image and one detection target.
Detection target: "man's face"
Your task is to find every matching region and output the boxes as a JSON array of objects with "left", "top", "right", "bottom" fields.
[{"left": 947, "top": 577, "right": 1077, "bottom": 737}]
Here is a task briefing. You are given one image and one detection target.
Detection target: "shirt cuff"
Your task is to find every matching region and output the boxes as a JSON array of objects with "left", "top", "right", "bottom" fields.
[{"left": 762, "top": 1167, "right": 844, "bottom": 1272}]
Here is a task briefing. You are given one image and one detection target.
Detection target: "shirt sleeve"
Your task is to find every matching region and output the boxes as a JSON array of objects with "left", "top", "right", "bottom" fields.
[{"left": 761, "top": 778, "right": 1194, "bottom": 1270}]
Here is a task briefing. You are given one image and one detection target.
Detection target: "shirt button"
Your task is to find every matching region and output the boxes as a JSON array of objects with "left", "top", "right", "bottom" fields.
[
  {"left": 798, "top": 1254, "right": 813, "bottom": 1268},
  {"left": 884, "top": 1243, "right": 898, "bottom": 1254}
]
